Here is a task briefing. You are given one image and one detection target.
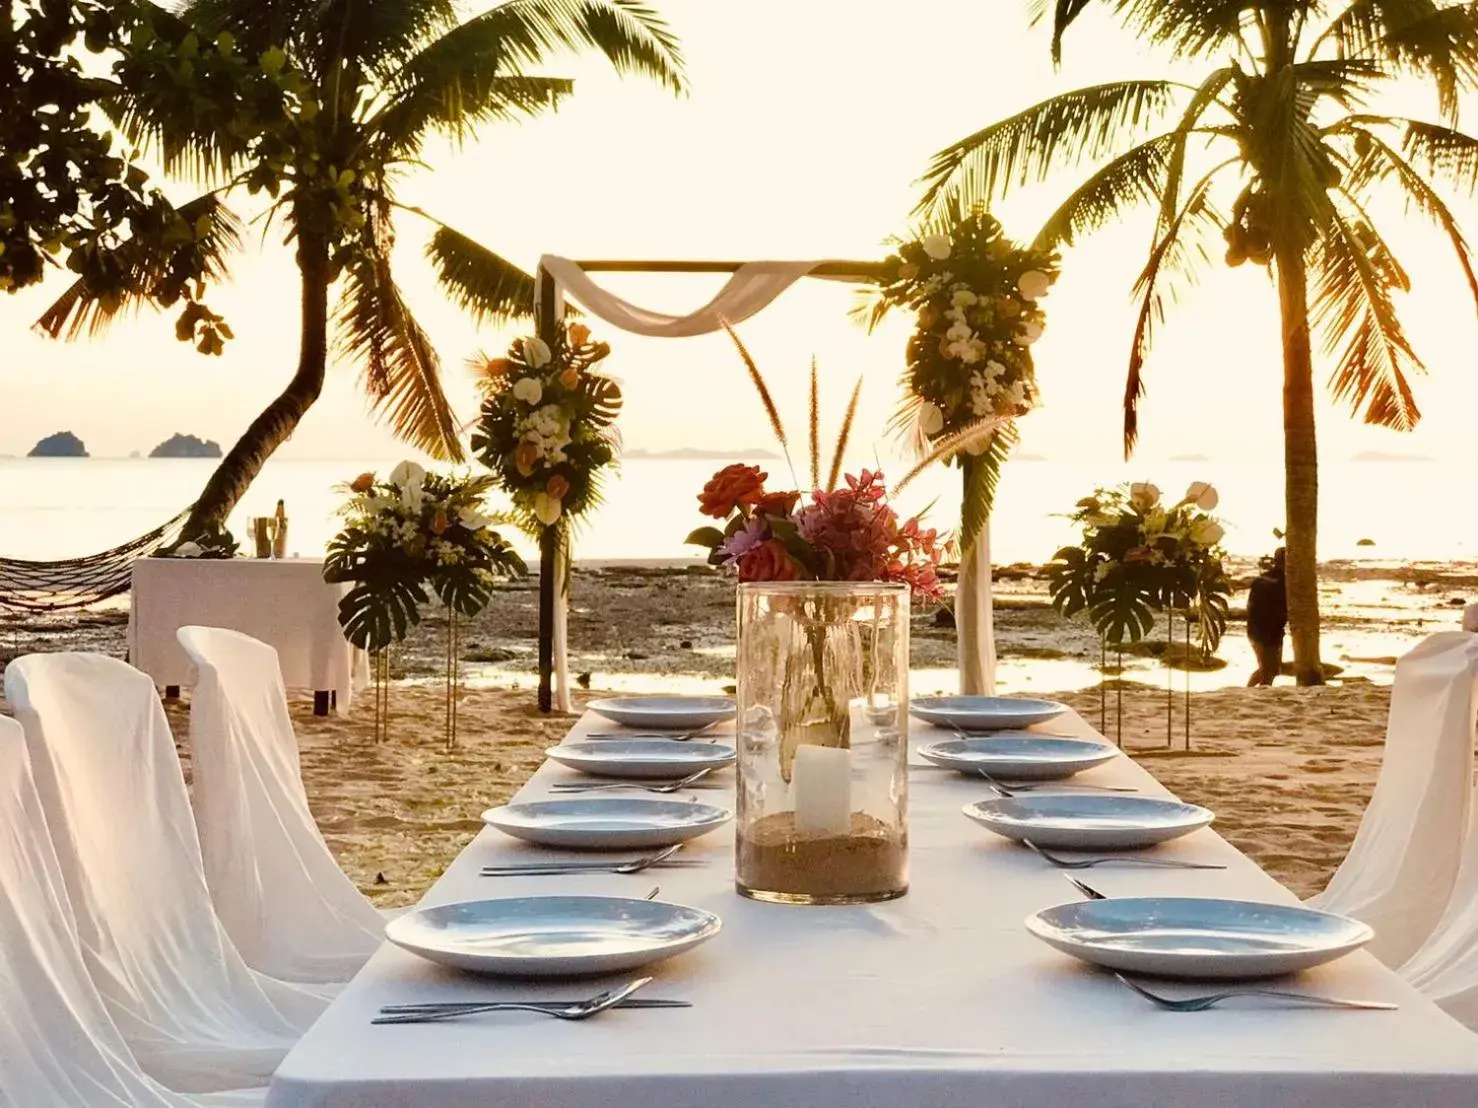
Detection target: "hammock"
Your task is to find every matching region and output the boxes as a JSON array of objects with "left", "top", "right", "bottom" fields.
[{"left": 0, "top": 508, "right": 193, "bottom": 614}]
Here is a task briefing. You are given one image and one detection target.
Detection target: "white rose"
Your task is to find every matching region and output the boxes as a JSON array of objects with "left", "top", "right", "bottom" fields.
[
  {"left": 1014, "top": 320, "right": 1045, "bottom": 346},
  {"left": 951, "top": 289, "right": 978, "bottom": 308},
  {"left": 1129, "top": 482, "right": 1161, "bottom": 513},
  {"left": 174, "top": 541, "right": 203, "bottom": 558},
  {"left": 512, "top": 377, "right": 543, "bottom": 405},
  {"left": 522, "top": 337, "right": 552, "bottom": 368},
  {"left": 1017, "top": 270, "right": 1052, "bottom": 301},
  {"left": 921, "top": 233, "right": 952, "bottom": 260},
  {"left": 533, "top": 491, "right": 563, "bottom": 526},
  {"left": 918, "top": 401, "right": 945, "bottom": 436},
  {"left": 946, "top": 321, "right": 972, "bottom": 342},
  {"left": 1183, "top": 481, "right": 1219, "bottom": 511},
  {"left": 388, "top": 460, "right": 426, "bottom": 491}
]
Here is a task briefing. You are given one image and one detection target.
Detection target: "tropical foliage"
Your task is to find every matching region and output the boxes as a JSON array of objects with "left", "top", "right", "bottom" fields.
[
  {"left": 921, "top": 0, "right": 1478, "bottom": 683},
  {"left": 1049, "top": 481, "right": 1232, "bottom": 653},
  {"left": 323, "top": 462, "right": 525, "bottom": 652},
  {"left": 470, "top": 322, "right": 622, "bottom": 533},
  {"left": 861, "top": 206, "right": 1059, "bottom": 553},
  {"left": 35, "top": 0, "right": 685, "bottom": 538}
]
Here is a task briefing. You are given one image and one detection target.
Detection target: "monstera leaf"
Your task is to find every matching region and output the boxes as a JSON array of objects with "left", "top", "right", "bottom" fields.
[
  {"left": 336, "top": 578, "right": 430, "bottom": 652},
  {"left": 582, "top": 375, "right": 623, "bottom": 428}
]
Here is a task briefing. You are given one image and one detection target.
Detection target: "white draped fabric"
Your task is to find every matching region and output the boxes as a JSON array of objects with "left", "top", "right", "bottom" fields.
[
  {"left": 1308, "top": 632, "right": 1478, "bottom": 966},
  {"left": 177, "top": 628, "right": 384, "bottom": 986},
  {"left": 537, "top": 255, "right": 997, "bottom": 697},
  {"left": 0, "top": 717, "right": 265, "bottom": 1107},
  {"left": 1465, "top": 601, "right": 1478, "bottom": 633},
  {"left": 3, "top": 654, "right": 326, "bottom": 1094}
]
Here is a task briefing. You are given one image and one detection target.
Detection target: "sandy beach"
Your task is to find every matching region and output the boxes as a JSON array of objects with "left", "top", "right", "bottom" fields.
[{"left": 2, "top": 559, "right": 1445, "bottom": 907}]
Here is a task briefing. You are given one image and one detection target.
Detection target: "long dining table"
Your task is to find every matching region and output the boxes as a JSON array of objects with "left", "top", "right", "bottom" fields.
[{"left": 265, "top": 708, "right": 1478, "bottom": 1108}]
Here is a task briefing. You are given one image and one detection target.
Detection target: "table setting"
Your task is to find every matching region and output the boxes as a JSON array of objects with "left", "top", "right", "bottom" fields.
[{"left": 265, "top": 675, "right": 1478, "bottom": 1108}]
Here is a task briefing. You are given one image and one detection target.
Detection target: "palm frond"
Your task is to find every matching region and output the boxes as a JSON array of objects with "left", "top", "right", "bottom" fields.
[
  {"left": 827, "top": 378, "right": 863, "bottom": 493},
  {"left": 1052, "top": 0, "right": 1250, "bottom": 61},
  {"left": 424, "top": 222, "right": 538, "bottom": 327},
  {"left": 722, "top": 321, "right": 789, "bottom": 456},
  {"left": 1159, "top": 68, "right": 1235, "bottom": 225},
  {"left": 1310, "top": 206, "right": 1423, "bottom": 430},
  {"left": 918, "top": 81, "right": 1185, "bottom": 216},
  {"left": 891, "top": 416, "right": 1011, "bottom": 496},
  {"left": 1400, "top": 118, "right": 1478, "bottom": 190},
  {"left": 1317, "top": 0, "right": 1478, "bottom": 123},
  {"left": 375, "top": 67, "right": 574, "bottom": 155},
  {"left": 338, "top": 206, "right": 464, "bottom": 461},
  {"left": 958, "top": 421, "right": 1019, "bottom": 555},
  {"left": 34, "top": 194, "right": 242, "bottom": 341},
  {"left": 1033, "top": 133, "right": 1179, "bottom": 250},
  {"left": 808, "top": 359, "right": 820, "bottom": 489}
]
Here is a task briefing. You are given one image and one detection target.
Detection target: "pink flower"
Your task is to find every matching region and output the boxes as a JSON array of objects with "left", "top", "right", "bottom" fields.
[
  {"left": 718, "top": 516, "right": 769, "bottom": 564},
  {"left": 738, "top": 539, "right": 802, "bottom": 583}
]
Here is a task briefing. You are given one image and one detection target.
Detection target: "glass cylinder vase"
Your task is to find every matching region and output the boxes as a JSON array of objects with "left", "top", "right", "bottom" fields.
[{"left": 735, "top": 581, "right": 909, "bottom": 905}]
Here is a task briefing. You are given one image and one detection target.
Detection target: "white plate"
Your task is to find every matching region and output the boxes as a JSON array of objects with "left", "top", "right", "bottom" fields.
[
  {"left": 919, "top": 735, "right": 1120, "bottom": 780},
  {"left": 546, "top": 740, "right": 737, "bottom": 779},
  {"left": 386, "top": 895, "right": 722, "bottom": 978},
  {"left": 910, "top": 696, "right": 1069, "bottom": 731},
  {"left": 587, "top": 696, "right": 736, "bottom": 730},
  {"left": 483, "top": 797, "right": 733, "bottom": 850},
  {"left": 1027, "top": 897, "right": 1373, "bottom": 980},
  {"left": 963, "top": 794, "right": 1213, "bottom": 850}
]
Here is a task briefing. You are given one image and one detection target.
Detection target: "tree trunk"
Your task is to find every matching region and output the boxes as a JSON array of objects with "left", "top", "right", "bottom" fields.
[
  {"left": 181, "top": 231, "right": 332, "bottom": 537},
  {"left": 1274, "top": 239, "right": 1324, "bottom": 686}
]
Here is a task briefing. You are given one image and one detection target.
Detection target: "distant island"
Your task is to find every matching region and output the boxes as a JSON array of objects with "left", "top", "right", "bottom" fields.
[
  {"left": 149, "top": 433, "right": 223, "bottom": 459},
  {"left": 1351, "top": 450, "right": 1433, "bottom": 462},
  {"left": 626, "top": 446, "right": 782, "bottom": 461},
  {"left": 28, "top": 431, "right": 88, "bottom": 458}
]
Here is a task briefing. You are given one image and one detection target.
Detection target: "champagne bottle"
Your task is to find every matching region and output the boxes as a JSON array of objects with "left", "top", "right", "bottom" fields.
[{"left": 272, "top": 499, "right": 288, "bottom": 558}]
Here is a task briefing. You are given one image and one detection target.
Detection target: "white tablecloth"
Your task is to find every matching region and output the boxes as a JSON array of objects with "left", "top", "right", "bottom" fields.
[
  {"left": 266, "top": 711, "right": 1478, "bottom": 1107},
  {"left": 128, "top": 558, "right": 364, "bottom": 711}
]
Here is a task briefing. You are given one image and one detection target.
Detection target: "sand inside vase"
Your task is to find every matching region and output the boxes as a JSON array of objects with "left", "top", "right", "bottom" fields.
[{"left": 737, "top": 811, "right": 907, "bottom": 902}]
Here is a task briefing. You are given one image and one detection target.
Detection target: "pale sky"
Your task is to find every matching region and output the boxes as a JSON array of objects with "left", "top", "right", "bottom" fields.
[{"left": 4, "top": 0, "right": 1478, "bottom": 469}]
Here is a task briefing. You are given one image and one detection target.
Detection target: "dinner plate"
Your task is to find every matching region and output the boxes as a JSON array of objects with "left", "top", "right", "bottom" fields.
[
  {"left": 482, "top": 797, "right": 733, "bottom": 850},
  {"left": 386, "top": 895, "right": 723, "bottom": 978},
  {"left": 918, "top": 735, "right": 1120, "bottom": 780},
  {"left": 1026, "top": 897, "right": 1373, "bottom": 980},
  {"left": 587, "top": 696, "right": 736, "bottom": 730},
  {"left": 546, "top": 740, "right": 737, "bottom": 779},
  {"left": 909, "top": 695, "right": 1069, "bottom": 731},
  {"left": 962, "top": 794, "right": 1214, "bottom": 850}
]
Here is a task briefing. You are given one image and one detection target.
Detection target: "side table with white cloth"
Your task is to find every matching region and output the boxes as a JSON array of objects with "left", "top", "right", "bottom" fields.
[
  {"left": 265, "top": 709, "right": 1478, "bottom": 1108},
  {"left": 129, "top": 557, "right": 364, "bottom": 715}
]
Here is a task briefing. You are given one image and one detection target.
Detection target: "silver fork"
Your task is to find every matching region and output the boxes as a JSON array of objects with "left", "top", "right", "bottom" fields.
[
  {"left": 480, "top": 844, "right": 690, "bottom": 876},
  {"left": 1021, "top": 838, "right": 1227, "bottom": 871},
  {"left": 584, "top": 729, "right": 719, "bottom": 741},
  {"left": 973, "top": 769, "right": 1138, "bottom": 795},
  {"left": 372, "top": 977, "right": 654, "bottom": 1025},
  {"left": 548, "top": 768, "right": 716, "bottom": 793},
  {"left": 1112, "top": 973, "right": 1396, "bottom": 1012}
]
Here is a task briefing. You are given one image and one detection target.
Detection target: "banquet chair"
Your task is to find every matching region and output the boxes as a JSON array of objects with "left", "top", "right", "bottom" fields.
[
  {"left": 1308, "top": 631, "right": 1478, "bottom": 967},
  {"left": 177, "top": 626, "right": 383, "bottom": 986},
  {"left": 3, "top": 653, "right": 327, "bottom": 1094},
  {"left": 0, "top": 715, "right": 265, "bottom": 1107}
]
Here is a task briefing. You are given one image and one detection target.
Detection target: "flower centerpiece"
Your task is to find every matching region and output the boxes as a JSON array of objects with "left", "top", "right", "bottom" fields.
[
  {"left": 1048, "top": 481, "right": 1232, "bottom": 656},
  {"left": 470, "top": 322, "right": 621, "bottom": 533}
]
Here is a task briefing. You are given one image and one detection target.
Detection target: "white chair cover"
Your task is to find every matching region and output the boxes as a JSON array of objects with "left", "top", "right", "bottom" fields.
[
  {"left": 1308, "top": 632, "right": 1478, "bottom": 966},
  {"left": 0, "top": 716, "right": 264, "bottom": 1107},
  {"left": 177, "top": 627, "right": 382, "bottom": 986},
  {"left": 3, "top": 654, "right": 326, "bottom": 1094}
]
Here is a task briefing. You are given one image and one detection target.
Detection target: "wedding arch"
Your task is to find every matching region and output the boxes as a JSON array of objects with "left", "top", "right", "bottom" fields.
[{"left": 528, "top": 254, "right": 1001, "bottom": 712}]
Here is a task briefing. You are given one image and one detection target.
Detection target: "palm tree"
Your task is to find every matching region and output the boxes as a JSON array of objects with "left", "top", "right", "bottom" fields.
[
  {"left": 920, "top": 0, "right": 1478, "bottom": 684},
  {"left": 38, "top": 0, "right": 685, "bottom": 537}
]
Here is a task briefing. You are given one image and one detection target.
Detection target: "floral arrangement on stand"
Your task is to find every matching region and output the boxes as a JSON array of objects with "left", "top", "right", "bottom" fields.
[
  {"left": 323, "top": 461, "right": 525, "bottom": 745},
  {"left": 1047, "top": 481, "right": 1233, "bottom": 747},
  {"left": 470, "top": 321, "right": 621, "bottom": 534},
  {"left": 862, "top": 205, "right": 1060, "bottom": 551}
]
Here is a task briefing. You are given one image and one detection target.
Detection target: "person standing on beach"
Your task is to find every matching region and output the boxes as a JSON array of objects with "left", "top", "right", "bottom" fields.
[{"left": 1247, "top": 548, "right": 1289, "bottom": 686}]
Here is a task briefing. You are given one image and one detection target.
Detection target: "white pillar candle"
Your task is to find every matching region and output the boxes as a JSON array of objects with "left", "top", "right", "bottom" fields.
[{"left": 792, "top": 745, "right": 852, "bottom": 836}]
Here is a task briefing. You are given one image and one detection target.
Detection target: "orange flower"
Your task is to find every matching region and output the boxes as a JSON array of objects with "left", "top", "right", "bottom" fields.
[
  {"left": 698, "top": 464, "right": 767, "bottom": 519},
  {"left": 515, "top": 441, "right": 539, "bottom": 477},
  {"left": 546, "top": 474, "right": 570, "bottom": 500},
  {"left": 350, "top": 472, "right": 375, "bottom": 493},
  {"left": 483, "top": 357, "right": 512, "bottom": 377},
  {"left": 568, "top": 323, "right": 591, "bottom": 346},
  {"left": 559, "top": 366, "right": 580, "bottom": 390},
  {"left": 738, "top": 539, "right": 802, "bottom": 583},
  {"left": 754, "top": 490, "right": 800, "bottom": 517},
  {"left": 430, "top": 509, "right": 449, "bottom": 535}
]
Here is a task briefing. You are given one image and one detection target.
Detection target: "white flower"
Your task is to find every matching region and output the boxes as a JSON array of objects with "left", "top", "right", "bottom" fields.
[
  {"left": 965, "top": 437, "right": 990, "bottom": 456},
  {"left": 959, "top": 343, "right": 983, "bottom": 364},
  {"left": 174, "top": 541, "right": 203, "bottom": 558},
  {"left": 945, "top": 320, "right": 972, "bottom": 342},
  {"left": 1014, "top": 320, "right": 1045, "bottom": 346},
  {"left": 1093, "top": 562, "right": 1112, "bottom": 583},
  {"left": 522, "top": 337, "right": 552, "bottom": 369},
  {"left": 533, "top": 491, "right": 563, "bottom": 526},
  {"left": 985, "top": 359, "right": 1007, "bottom": 380},
  {"left": 1183, "top": 481, "right": 1219, "bottom": 511},
  {"left": 512, "top": 377, "right": 543, "bottom": 405},
  {"left": 1190, "top": 518, "right": 1226, "bottom": 546},
  {"left": 1129, "top": 482, "right": 1162, "bottom": 513},
  {"left": 457, "top": 505, "right": 493, "bottom": 531},
  {"left": 921, "top": 233, "right": 953, "bottom": 260},
  {"left": 389, "top": 460, "right": 426, "bottom": 491},
  {"left": 918, "top": 401, "right": 945, "bottom": 436},
  {"left": 1017, "top": 270, "right": 1053, "bottom": 301},
  {"left": 951, "top": 289, "right": 978, "bottom": 308}
]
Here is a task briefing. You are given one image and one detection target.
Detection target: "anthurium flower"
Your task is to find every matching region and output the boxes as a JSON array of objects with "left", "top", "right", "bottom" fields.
[
  {"left": 546, "top": 474, "right": 571, "bottom": 500},
  {"left": 533, "top": 492, "right": 562, "bottom": 525},
  {"left": 1018, "top": 270, "right": 1052, "bottom": 301},
  {"left": 512, "top": 377, "right": 543, "bottom": 405},
  {"left": 918, "top": 402, "right": 945, "bottom": 436},
  {"left": 1129, "top": 482, "right": 1161, "bottom": 513},
  {"left": 568, "top": 323, "right": 591, "bottom": 346},
  {"left": 1183, "top": 481, "right": 1219, "bottom": 510},
  {"left": 515, "top": 441, "right": 539, "bottom": 476},
  {"left": 922, "top": 233, "right": 953, "bottom": 260},
  {"left": 522, "top": 337, "right": 552, "bottom": 368}
]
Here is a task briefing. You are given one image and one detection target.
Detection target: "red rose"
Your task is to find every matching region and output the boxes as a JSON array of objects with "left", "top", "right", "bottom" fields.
[
  {"left": 753, "top": 490, "right": 800, "bottom": 517},
  {"left": 698, "top": 464, "right": 768, "bottom": 519},
  {"left": 738, "top": 539, "right": 802, "bottom": 583}
]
